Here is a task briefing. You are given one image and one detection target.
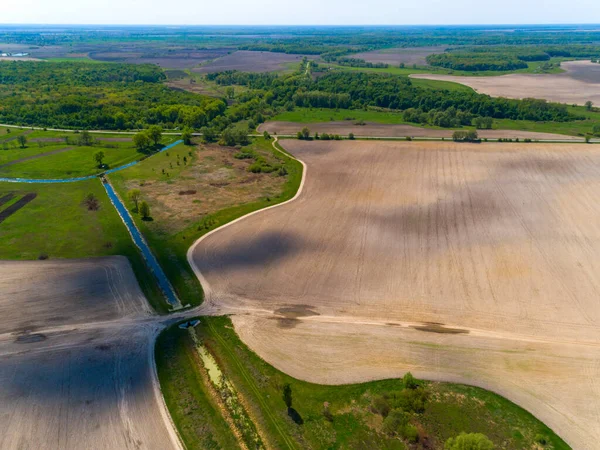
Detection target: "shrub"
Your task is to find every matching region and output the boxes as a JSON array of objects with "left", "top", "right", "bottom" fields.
[
  {"left": 403, "top": 372, "right": 418, "bottom": 389},
  {"left": 452, "top": 130, "right": 479, "bottom": 142},
  {"left": 371, "top": 395, "right": 390, "bottom": 417},
  {"left": 278, "top": 166, "right": 288, "bottom": 177},
  {"left": 382, "top": 409, "right": 408, "bottom": 435},
  {"left": 84, "top": 193, "right": 100, "bottom": 211},
  {"left": 348, "top": 132, "right": 355, "bottom": 140},
  {"left": 445, "top": 432, "right": 494, "bottom": 450}
]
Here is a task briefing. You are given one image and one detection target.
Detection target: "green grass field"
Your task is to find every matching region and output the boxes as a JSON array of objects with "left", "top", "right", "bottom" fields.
[
  {"left": 0, "top": 179, "right": 166, "bottom": 311},
  {"left": 155, "top": 325, "right": 242, "bottom": 449},
  {"left": 0, "top": 145, "right": 141, "bottom": 178},
  {"left": 327, "top": 57, "right": 566, "bottom": 77},
  {"left": 109, "top": 137, "right": 303, "bottom": 308},
  {"left": 0, "top": 144, "right": 74, "bottom": 166},
  {"left": 158, "top": 316, "right": 570, "bottom": 450}
]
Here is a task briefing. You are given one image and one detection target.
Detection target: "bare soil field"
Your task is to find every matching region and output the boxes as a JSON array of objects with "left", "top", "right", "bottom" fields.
[
  {"left": 411, "top": 60, "right": 600, "bottom": 105},
  {"left": 192, "top": 50, "right": 314, "bottom": 73},
  {"left": 259, "top": 120, "right": 582, "bottom": 140},
  {"left": 191, "top": 140, "right": 600, "bottom": 449},
  {"left": 89, "top": 48, "right": 231, "bottom": 69},
  {"left": 0, "top": 257, "right": 180, "bottom": 450},
  {"left": 352, "top": 46, "right": 448, "bottom": 66}
]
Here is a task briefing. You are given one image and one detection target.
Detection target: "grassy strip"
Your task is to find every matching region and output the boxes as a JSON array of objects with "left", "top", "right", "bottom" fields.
[
  {"left": 0, "top": 180, "right": 166, "bottom": 312},
  {"left": 155, "top": 325, "right": 242, "bottom": 450},
  {"left": 165, "top": 316, "right": 570, "bottom": 450},
  {"left": 110, "top": 137, "right": 303, "bottom": 308},
  {"left": 273, "top": 107, "right": 600, "bottom": 138}
]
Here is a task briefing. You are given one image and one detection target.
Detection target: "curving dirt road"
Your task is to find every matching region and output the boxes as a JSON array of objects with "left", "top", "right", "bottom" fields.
[{"left": 191, "top": 139, "right": 600, "bottom": 449}]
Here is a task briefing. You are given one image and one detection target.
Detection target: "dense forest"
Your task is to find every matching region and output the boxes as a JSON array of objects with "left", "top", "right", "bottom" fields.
[
  {"left": 0, "top": 61, "right": 226, "bottom": 129},
  {"left": 0, "top": 55, "right": 587, "bottom": 132},
  {"left": 427, "top": 45, "right": 600, "bottom": 71},
  {"left": 208, "top": 69, "right": 578, "bottom": 126}
]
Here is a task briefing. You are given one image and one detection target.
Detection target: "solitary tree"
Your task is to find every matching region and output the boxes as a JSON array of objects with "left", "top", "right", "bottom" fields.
[
  {"left": 17, "top": 135, "right": 27, "bottom": 148},
  {"left": 263, "top": 130, "right": 271, "bottom": 140},
  {"left": 139, "top": 201, "right": 151, "bottom": 220},
  {"left": 585, "top": 100, "right": 594, "bottom": 111},
  {"left": 79, "top": 130, "right": 94, "bottom": 146},
  {"left": 301, "top": 127, "right": 310, "bottom": 140},
  {"left": 283, "top": 383, "right": 293, "bottom": 410},
  {"left": 181, "top": 128, "right": 193, "bottom": 145},
  {"left": 147, "top": 125, "right": 163, "bottom": 146},
  {"left": 127, "top": 189, "right": 141, "bottom": 212},
  {"left": 133, "top": 131, "right": 151, "bottom": 151},
  {"left": 94, "top": 151, "right": 105, "bottom": 167}
]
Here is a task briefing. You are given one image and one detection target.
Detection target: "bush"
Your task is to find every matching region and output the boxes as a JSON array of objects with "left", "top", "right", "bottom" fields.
[
  {"left": 452, "top": 130, "right": 479, "bottom": 142},
  {"left": 371, "top": 395, "right": 390, "bottom": 417},
  {"left": 403, "top": 372, "right": 418, "bottom": 389},
  {"left": 445, "top": 432, "right": 494, "bottom": 450},
  {"left": 348, "top": 132, "right": 355, "bottom": 140},
  {"left": 382, "top": 408, "right": 417, "bottom": 442}
]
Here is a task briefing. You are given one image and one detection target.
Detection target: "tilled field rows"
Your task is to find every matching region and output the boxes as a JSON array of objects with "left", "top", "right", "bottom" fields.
[{"left": 192, "top": 140, "right": 600, "bottom": 449}]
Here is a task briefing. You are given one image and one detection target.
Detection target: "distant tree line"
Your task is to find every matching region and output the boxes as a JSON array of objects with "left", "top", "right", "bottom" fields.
[{"left": 0, "top": 61, "right": 226, "bottom": 130}]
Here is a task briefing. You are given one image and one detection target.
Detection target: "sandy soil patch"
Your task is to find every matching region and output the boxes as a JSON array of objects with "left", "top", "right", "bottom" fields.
[
  {"left": 260, "top": 120, "right": 582, "bottom": 141},
  {"left": 192, "top": 140, "right": 600, "bottom": 449},
  {"left": 352, "top": 46, "right": 448, "bottom": 66},
  {"left": 192, "top": 50, "right": 314, "bottom": 73},
  {"left": 411, "top": 60, "right": 600, "bottom": 106},
  {"left": 0, "top": 257, "right": 180, "bottom": 450}
]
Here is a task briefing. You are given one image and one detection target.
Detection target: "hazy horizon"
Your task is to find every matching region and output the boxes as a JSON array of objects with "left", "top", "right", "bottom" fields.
[{"left": 2, "top": 0, "right": 600, "bottom": 26}]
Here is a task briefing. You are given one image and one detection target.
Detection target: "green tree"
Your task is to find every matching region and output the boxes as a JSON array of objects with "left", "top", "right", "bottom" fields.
[
  {"left": 147, "top": 125, "right": 163, "bottom": 146},
  {"left": 181, "top": 128, "right": 193, "bottom": 145},
  {"left": 225, "top": 86, "right": 235, "bottom": 99},
  {"left": 133, "top": 131, "right": 151, "bottom": 151},
  {"left": 403, "top": 372, "right": 418, "bottom": 389},
  {"left": 139, "top": 201, "right": 151, "bottom": 220},
  {"left": 94, "top": 151, "right": 105, "bottom": 167},
  {"left": 585, "top": 100, "right": 593, "bottom": 111},
  {"left": 348, "top": 132, "right": 355, "bottom": 140},
  {"left": 127, "top": 189, "right": 141, "bottom": 212},
  {"left": 78, "top": 130, "right": 94, "bottom": 146},
  {"left": 301, "top": 127, "right": 310, "bottom": 140},
  {"left": 17, "top": 135, "right": 27, "bottom": 148},
  {"left": 282, "top": 383, "right": 293, "bottom": 409},
  {"left": 445, "top": 432, "right": 494, "bottom": 450},
  {"left": 263, "top": 130, "right": 271, "bottom": 140}
]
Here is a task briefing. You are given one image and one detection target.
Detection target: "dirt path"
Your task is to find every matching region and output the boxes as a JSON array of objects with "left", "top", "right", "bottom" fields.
[
  {"left": 190, "top": 139, "right": 600, "bottom": 450},
  {"left": 0, "top": 147, "right": 73, "bottom": 169},
  {"left": 259, "top": 121, "right": 583, "bottom": 141}
]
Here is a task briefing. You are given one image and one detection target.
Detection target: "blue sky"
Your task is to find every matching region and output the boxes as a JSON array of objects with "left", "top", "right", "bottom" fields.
[{"left": 2, "top": 0, "right": 599, "bottom": 25}]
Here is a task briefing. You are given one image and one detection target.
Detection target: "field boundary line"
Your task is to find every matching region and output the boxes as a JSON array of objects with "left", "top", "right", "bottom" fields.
[
  {"left": 206, "top": 319, "right": 297, "bottom": 450},
  {"left": 149, "top": 328, "right": 187, "bottom": 450},
  {"left": 186, "top": 137, "right": 307, "bottom": 300}
]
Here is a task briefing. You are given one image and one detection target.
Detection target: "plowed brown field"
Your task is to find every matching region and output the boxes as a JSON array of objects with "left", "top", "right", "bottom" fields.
[
  {"left": 411, "top": 60, "right": 600, "bottom": 106},
  {"left": 191, "top": 140, "right": 600, "bottom": 449}
]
